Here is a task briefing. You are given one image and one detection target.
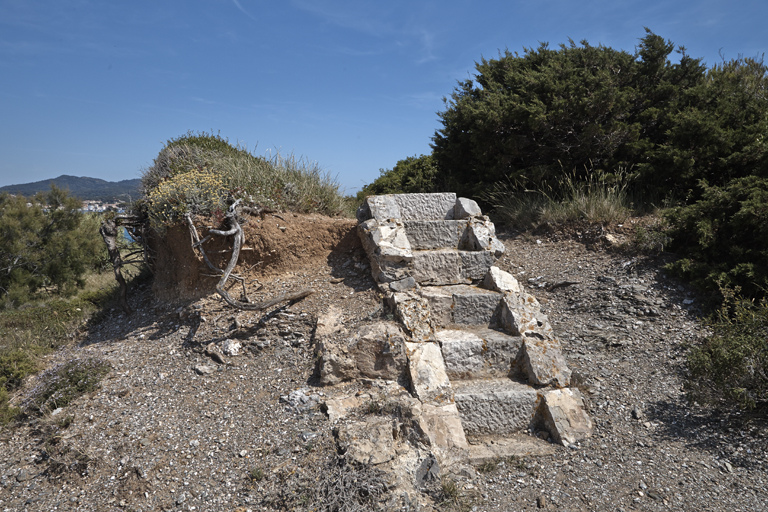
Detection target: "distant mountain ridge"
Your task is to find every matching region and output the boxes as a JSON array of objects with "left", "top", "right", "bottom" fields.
[{"left": 0, "top": 175, "right": 141, "bottom": 202}]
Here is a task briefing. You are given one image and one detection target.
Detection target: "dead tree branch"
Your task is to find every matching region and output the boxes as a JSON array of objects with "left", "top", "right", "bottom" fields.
[
  {"left": 99, "top": 218, "right": 132, "bottom": 315},
  {"left": 188, "top": 203, "right": 313, "bottom": 311}
]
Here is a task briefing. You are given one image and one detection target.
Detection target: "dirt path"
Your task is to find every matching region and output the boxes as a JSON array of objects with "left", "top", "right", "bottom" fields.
[{"left": 1, "top": 221, "right": 766, "bottom": 511}]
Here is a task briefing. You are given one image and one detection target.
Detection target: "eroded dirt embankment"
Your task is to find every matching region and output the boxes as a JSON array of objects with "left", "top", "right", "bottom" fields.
[{"left": 150, "top": 213, "right": 361, "bottom": 300}]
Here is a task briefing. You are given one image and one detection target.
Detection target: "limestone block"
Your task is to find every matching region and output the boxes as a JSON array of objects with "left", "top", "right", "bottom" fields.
[
  {"left": 482, "top": 266, "right": 521, "bottom": 294},
  {"left": 420, "top": 286, "right": 453, "bottom": 326},
  {"left": 514, "top": 337, "right": 571, "bottom": 388},
  {"left": 459, "top": 217, "right": 505, "bottom": 258},
  {"left": 364, "top": 195, "right": 402, "bottom": 222},
  {"left": 451, "top": 286, "right": 503, "bottom": 325},
  {"left": 389, "top": 276, "right": 416, "bottom": 292},
  {"left": 350, "top": 322, "right": 408, "bottom": 381},
  {"left": 403, "top": 220, "right": 465, "bottom": 250},
  {"left": 542, "top": 388, "right": 593, "bottom": 445},
  {"left": 454, "top": 197, "right": 482, "bottom": 219},
  {"left": 405, "top": 341, "right": 454, "bottom": 404},
  {"left": 458, "top": 250, "right": 496, "bottom": 281},
  {"left": 500, "top": 292, "right": 551, "bottom": 336},
  {"left": 315, "top": 321, "right": 408, "bottom": 385},
  {"left": 435, "top": 330, "right": 485, "bottom": 379},
  {"left": 390, "top": 292, "right": 433, "bottom": 340},
  {"left": 453, "top": 379, "right": 538, "bottom": 436},
  {"left": 358, "top": 219, "right": 413, "bottom": 283},
  {"left": 336, "top": 417, "right": 397, "bottom": 465},
  {"left": 474, "top": 328, "right": 523, "bottom": 377},
  {"left": 418, "top": 403, "right": 469, "bottom": 452},
  {"left": 411, "top": 250, "right": 463, "bottom": 284},
  {"left": 394, "top": 193, "right": 457, "bottom": 220}
]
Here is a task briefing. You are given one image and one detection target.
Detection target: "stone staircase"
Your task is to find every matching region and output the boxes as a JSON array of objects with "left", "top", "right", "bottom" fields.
[
  {"left": 316, "top": 193, "right": 592, "bottom": 478},
  {"left": 358, "top": 193, "right": 591, "bottom": 452}
]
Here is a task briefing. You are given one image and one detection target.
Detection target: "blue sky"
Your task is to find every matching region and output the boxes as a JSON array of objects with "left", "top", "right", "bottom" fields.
[{"left": 1, "top": 1, "right": 765, "bottom": 194}]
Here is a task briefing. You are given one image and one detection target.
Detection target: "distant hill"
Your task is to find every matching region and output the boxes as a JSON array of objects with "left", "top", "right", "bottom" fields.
[{"left": 0, "top": 175, "right": 141, "bottom": 202}]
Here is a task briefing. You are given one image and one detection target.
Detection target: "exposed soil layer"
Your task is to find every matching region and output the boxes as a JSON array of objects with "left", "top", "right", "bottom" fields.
[
  {"left": 150, "top": 213, "right": 360, "bottom": 300},
  {"left": 1, "top": 217, "right": 767, "bottom": 511}
]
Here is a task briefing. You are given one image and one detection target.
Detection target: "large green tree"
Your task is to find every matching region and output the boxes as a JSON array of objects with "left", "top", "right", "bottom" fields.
[
  {"left": 0, "top": 186, "right": 104, "bottom": 307},
  {"left": 430, "top": 29, "right": 762, "bottom": 202}
]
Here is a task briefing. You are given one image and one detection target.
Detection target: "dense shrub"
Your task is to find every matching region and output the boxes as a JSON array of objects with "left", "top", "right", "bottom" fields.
[
  {"left": 665, "top": 176, "right": 768, "bottom": 302},
  {"left": 687, "top": 290, "right": 768, "bottom": 409},
  {"left": 140, "top": 131, "right": 351, "bottom": 229},
  {"left": 426, "top": 30, "right": 768, "bottom": 207},
  {"left": 0, "top": 186, "right": 105, "bottom": 308},
  {"left": 356, "top": 154, "right": 439, "bottom": 201}
]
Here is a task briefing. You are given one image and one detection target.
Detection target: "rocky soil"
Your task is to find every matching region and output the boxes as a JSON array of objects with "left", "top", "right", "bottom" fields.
[{"left": 1, "top": 218, "right": 767, "bottom": 512}]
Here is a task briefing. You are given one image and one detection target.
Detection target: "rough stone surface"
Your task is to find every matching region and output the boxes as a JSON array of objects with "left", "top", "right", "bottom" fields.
[
  {"left": 451, "top": 286, "right": 503, "bottom": 325},
  {"left": 542, "top": 388, "right": 594, "bottom": 445},
  {"left": 389, "top": 276, "right": 417, "bottom": 292},
  {"left": 482, "top": 266, "right": 522, "bottom": 294},
  {"left": 394, "top": 192, "right": 457, "bottom": 221},
  {"left": 454, "top": 197, "right": 482, "bottom": 219},
  {"left": 453, "top": 379, "right": 538, "bottom": 435},
  {"left": 404, "top": 341, "right": 454, "bottom": 404},
  {"left": 389, "top": 292, "right": 432, "bottom": 340},
  {"left": 403, "top": 220, "right": 464, "bottom": 250},
  {"left": 472, "top": 328, "right": 524, "bottom": 377},
  {"left": 336, "top": 418, "right": 397, "bottom": 465},
  {"left": 460, "top": 217, "right": 505, "bottom": 258},
  {"left": 500, "top": 291, "right": 552, "bottom": 337},
  {"left": 466, "top": 434, "right": 556, "bottom": 463},
  {"left": 435, "top": 330, "right": 485, "bottom": 379},
  {"left": 458, "top": 250, "right": 496, "bottom": 281},
  {"left": 419, "top": 286, "right": 454, "bottom": 326},
  {"left": 515, "top": 337, "right": 571, "bottom": 387},
  {"left": 411, "top": 250, "right": 462, "bottom": 284},
  {"left": 315, "top": 321, "right": 408, "bottom": 385},
  {"left": 418, "top": 403, "right": 469, "bottom": 454}
]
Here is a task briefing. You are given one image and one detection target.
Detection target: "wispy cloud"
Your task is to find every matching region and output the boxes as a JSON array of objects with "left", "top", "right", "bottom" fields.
[{"left": 231, "top": 0, "right": 258, "bottom": 22}]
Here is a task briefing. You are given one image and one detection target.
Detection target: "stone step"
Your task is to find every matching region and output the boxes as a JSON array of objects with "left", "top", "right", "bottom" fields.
[
  {"left": 466, "top": 434, "right": 555, "bottom": 463},
  {"left": 435, "top": 327, "right": 522, "bottom": 379},
  {"left": 421, "top": 285, "right": 503, "bottom": 326},
  {"left": 411, "top": 249, "right": 494, "bottom": 285},
  {"left": 453, "top": 378, "right": 539, "bottom": 436}
]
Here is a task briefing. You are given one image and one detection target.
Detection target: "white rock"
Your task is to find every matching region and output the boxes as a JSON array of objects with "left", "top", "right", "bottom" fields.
[
  {"left": 482, "top": 266, "right": 521, "bottom": 294},
  {"left": 221, "top": 339, "right": 241, "bottom": 356},
  {"left": 405, "top": 341, "right": 453, "bottom": 404},
  {"left": 454, "top": 197, "right": 482, "bottom": 219},
  {"left": 542, "top": 388, "right": 593, "bottom": 445}
]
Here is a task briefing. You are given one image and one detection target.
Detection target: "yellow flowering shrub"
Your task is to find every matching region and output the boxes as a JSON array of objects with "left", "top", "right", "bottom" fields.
[{"left": 146, "top": 168, "right": 224, "bottom": 230}]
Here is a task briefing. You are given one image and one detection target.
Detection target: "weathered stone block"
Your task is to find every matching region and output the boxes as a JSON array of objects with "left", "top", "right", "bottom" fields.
[
  {"left": 336, "top": 418, "right": 397, "bottom": 465},
  {"left": 542, "top": 388, "right": 593, "bottom": 445},
  {"left": 394, "top": 193, "right": 457, "bottom": 220},
  {"left": 411, "top": 250, "right": 463, "bottom": 284},
  {"left": 515, "top": 337, "right": 571, "bottom": 388},
  {"left": 403, "top": 220, "right": 465, "bottom": 250},
  {"left": 435, "top": 330, "right": 485, "bottom": 379},
  {"left": 474, "top": 328, "right": 523, "bottom": 377},
  {"left": 315, "top": 321, "right": 408, "bottom": 385},
  {"left": 418, "top": 403, "right": 469, "bottom": 452},
  {"left": 482, "top": 266, "right": 521, "bottom": 294},
  {"left": 390, "top": 292, "right": 433, "bottom": 340},
  {"left": 500, "top": 292, "right": 551, "bottom": 336},
  {"left": 459, "top": 217, "right": 505, "bottom": 257},
  {"left": 454, "top": 197, "right": 482, "bottom": 219},
  {"left": 405, "top": 341, "right": 453, "bottom": 404},
  {"left": 364, "top": 195, "right": 402, "bottom": 222},
  {"left": 420, "top": 286, "right": 453, "bottom": 326},
  {"left": 453, "top": 379, "right": 538, "bottom": 435},
  {"left": 451, "top": 286, "right": 503, "bottom": 325},
  {"left": 458, "top": 250, "right": 496, "bottom": 281}
]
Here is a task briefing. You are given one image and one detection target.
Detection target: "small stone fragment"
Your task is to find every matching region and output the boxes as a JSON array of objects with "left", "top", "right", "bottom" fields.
[
  {"left": 542, "top": 388, "right": 593, "bottom": 445},
  {"left": 193, "top": 364, "right": 214, "bottom": 375}
]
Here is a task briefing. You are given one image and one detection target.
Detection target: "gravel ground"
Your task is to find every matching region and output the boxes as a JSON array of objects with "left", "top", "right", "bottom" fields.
[{"left": 1, "top": 226, "right": 767, "bottom": 511}]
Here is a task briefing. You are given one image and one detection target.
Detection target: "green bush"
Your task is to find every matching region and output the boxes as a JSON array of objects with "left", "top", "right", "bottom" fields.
[
  {"left": 140, "top": 131, "right": 351, "bottom": 228},
  {"left": 687, "top": 290, "right": 768, "bottom": 409},
  {"left": 665, "top": 176, "right": 768, "bottom": 301},
  {"left": 0, "top": 186, "right": 106, "bottom": 308},
  {"left": 356, "top": 154, "right": 439, "bottom": 201},
  {"left": 428, "top": 30, "right": 767, "bottom": 205}
]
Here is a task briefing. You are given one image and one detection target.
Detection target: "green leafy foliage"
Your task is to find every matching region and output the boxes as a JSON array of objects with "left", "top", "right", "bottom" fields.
[
  {"left": 140, "top": 131, "right": 352, "bottom": 228},
  {"left": 687, "top": 290, "right": 768, "bottom": 409},
  {"left": 665, "top": 176, "right": 768, "bottom": 301},
  {"left": 357, "top": 154, "right": 439, "bottom": 200},
  {"left": 0, "top": 186, "right": 106, "bottom": 308},
  {"left": 429, "top": 29, "right": 767, "bottom": 205}
]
